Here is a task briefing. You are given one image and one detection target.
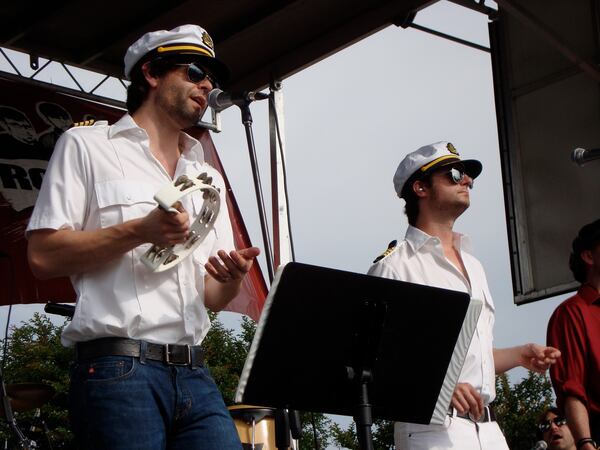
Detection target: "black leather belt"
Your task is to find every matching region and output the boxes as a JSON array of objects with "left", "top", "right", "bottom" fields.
[
  {"left": 448, "top": 405, "right": 496, "bottom": 423},
  {"left": 75, "top": 337, "right": 204, "bottom": 368}
]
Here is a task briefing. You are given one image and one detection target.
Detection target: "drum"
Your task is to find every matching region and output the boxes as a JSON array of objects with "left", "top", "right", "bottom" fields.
[{"left": 228, "top": 405, "right": 277, "bottom": 450}]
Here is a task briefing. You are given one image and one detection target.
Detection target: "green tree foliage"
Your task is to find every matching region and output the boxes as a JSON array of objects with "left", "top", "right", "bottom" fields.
[
  {"left": 0, "top": 313, "right": 74, "bottom": 448},
  {"left": 493, "top": 371, "right": 555, "bottom": 450},
  {"left": 331, "top": 418, "right": 394, "bottom": 449},
  {"left": 299, "top": 412, "right": 333, "bottom": 450},
  {"left": 202, "top": 312, "right": 256, "bottom": 405}
]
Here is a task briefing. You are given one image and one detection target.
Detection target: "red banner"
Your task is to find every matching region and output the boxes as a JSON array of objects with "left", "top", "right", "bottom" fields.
[{"left": 0, "top": 75, "right": 266, "bottom": 320}]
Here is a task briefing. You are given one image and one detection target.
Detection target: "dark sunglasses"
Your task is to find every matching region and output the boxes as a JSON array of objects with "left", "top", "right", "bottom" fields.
[
  {"left": 173, "top": 63, "right": 218, "bottom": 87},
  {"left": 538, "top": 416, "right": 567, "bottom": 433}
]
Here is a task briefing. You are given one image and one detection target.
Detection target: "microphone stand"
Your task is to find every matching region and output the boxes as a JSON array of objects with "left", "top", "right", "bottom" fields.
[
  {"left": 238, "top": 98, "right": 303, "bottom": 448},
  {"left": 237, "top": 100, "right": 275, "bottom": 283}
]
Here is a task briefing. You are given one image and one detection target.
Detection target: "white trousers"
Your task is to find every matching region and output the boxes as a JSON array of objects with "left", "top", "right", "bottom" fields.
[{"left": 394, "top": 416, "right": 510, "bottom": 450}]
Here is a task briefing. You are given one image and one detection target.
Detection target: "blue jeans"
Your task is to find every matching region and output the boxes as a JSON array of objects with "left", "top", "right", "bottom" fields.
[{"left": 69, "top": 356, "right": 242, "bottom": 450}]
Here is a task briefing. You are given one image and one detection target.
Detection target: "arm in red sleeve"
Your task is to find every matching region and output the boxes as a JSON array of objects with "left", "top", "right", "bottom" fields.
[{"left": 547, "top": 302, "right": 589, "bottom": 409}]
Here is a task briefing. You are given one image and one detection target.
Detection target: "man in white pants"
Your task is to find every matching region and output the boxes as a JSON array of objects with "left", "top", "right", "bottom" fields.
[{"left": 368, "top": 141, "right": 560, "bottom": 450}]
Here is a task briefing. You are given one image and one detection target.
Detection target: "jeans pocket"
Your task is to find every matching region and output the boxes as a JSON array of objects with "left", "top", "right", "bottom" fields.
[{"left": 81, "top": 356, "right": 137, "bottom": 384}]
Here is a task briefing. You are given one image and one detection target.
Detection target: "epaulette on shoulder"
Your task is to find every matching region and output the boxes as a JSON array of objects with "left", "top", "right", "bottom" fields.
[
  {"left": 72, "top": 119, "right": 95, "bottom": 128},
  {"left": 372, "top": 240, "right": 398, "bottom": 263}
]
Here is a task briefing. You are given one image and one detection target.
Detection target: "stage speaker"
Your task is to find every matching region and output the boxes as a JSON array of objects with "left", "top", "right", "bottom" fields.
[{"left": 489, "top": 0, "right": 600, "bottom": 304}]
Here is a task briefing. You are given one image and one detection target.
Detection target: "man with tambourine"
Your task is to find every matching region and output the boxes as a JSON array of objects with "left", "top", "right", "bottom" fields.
[{"left": 26, "top": 24, "right": 257, "bottom": 449}]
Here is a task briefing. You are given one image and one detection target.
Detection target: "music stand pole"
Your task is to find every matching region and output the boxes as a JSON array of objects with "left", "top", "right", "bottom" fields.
[{"left": 346, "top": 299, "right": 386, "bottom": 450}]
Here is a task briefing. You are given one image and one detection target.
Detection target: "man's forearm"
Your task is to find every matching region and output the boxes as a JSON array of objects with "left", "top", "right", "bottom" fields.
[
  {"left": 565, "top": 396, "right": 595, "bottom": 449},
  {"left": 493, "top": 346, "right": 523, "bottom": 374},
  {"left": 204, "top": 275, "right": 242, "bottom": 312},
  {"left": 28, "top": 220, "right": 145, "bottom": 279}
]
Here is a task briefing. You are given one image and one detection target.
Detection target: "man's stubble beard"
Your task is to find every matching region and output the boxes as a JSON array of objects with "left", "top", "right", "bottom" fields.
[
  {"left": 158, "top": 85, "right": 202, "bottom": 129},
  {"left": 430, "top": 189, "right": 470, "bottom": 220}
]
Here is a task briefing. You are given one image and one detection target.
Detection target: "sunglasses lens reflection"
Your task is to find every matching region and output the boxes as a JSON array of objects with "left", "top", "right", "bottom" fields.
[
  {"left": 450, "top": 168, "right": 462, "bottom": 183},
  {"left": 539, "top": 417, "right": 566, "bottom": 432},
  {"left": 187, "top": 64, "right": 207, "bottom": 83}
]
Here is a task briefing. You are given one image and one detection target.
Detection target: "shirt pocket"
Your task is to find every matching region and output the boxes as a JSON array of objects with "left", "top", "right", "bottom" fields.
[{"left": 95, "top": 179, "right": 156, "bottom": 227}]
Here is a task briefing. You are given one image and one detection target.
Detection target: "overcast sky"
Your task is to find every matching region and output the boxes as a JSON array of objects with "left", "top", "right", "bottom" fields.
[{"left": 0, "top": 0, "right": 574, "bottom": 423}]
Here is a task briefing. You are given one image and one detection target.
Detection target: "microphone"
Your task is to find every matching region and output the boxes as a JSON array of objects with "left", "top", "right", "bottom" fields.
[
  {"left": 532, "top": 440, "right": 548, "bottom": 450},
  {"left": 571, "top": 147, "right": 600, "bottom": 166},
  {"left": 207, "top": 88, "right": 269, "bottom": 111}
]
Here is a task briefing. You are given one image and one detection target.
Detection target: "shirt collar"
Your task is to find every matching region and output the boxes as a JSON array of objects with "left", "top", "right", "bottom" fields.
[
  {"left": 108, "top": 114, "right": 205, "bottom": 164},
  {"left": 179, "top": 132, "right": 204, "bottom": 164},
  {"left": 578, "top": 283, "right": 600, "bottom": 305},
  {"left": 108, "top": 114, "right": 140, "bottom": 138},
  {"left": 405, "top": 224, "right": 473, "bottom": 253},
  {"left": 405, "top": 225, "right": 434, "bottom": 252}
]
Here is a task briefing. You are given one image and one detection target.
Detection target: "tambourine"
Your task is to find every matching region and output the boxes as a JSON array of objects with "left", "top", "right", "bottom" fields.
[{"left": 140, "top": 172, "right": 221, "bottom": 272}]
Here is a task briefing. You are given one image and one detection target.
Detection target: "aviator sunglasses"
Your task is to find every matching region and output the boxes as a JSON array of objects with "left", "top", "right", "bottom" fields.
[
  {"left": 537, "top": 416, "right": 567, "bottom": 433},
  {"left": 173, "top": 62, "right": 218, "bottom": 87},
  {"left": 442, "top": 166, "right": 474, "bottom": 188}
]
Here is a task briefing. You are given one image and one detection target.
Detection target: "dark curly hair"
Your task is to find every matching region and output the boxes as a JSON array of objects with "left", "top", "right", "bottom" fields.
[
  {"left": 125, "top": 57, "right": 183, "bottom": 114},
  {"left": 569, "top": 218, "right": 600, "bottom": 283}
]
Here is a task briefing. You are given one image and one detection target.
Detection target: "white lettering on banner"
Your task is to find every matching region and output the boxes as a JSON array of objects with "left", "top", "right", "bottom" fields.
[{"left": 0, "top": 159, "right": 48, "bottom": 211}]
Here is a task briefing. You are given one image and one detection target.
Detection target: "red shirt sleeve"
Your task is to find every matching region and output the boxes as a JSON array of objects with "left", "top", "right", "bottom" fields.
[{"left": 547, "top": 300, "right": 589, "bottom": 409}]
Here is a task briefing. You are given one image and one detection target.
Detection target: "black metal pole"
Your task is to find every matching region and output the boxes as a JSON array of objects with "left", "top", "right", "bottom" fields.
[
  {"left": 274, "top": 408, "right": 291, "bottom": 450},
  {"left": 355, "top": 372, "right": 374, "bottom": 450},
  {"left": 347, "top": 299, "right": 387, "bottom": 450},
  {"left": 239, "top": 102, "right": 275, "bottom": 283}
]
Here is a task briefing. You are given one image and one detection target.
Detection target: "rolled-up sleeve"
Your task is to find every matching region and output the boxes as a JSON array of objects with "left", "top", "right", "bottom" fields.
[
  {"left": 547, "top": 303, "right": 588, "bottom": 409},
  {"left": 26, "top": 130, "right": 90, "bottom": 235}
]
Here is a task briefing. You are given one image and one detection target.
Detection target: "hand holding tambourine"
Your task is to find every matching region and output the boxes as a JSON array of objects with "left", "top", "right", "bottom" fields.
[{"left": 140, "top": 172, "right": 220, "bottom": 272}]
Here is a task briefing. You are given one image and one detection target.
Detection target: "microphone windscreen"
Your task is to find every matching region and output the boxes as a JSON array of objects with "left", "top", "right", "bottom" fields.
[{"left": 207, "top": 88, "right": 225, "bottom": 109}]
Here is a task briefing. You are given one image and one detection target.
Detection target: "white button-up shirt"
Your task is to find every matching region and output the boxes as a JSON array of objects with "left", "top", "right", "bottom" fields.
[
  {"left": 27, "top": 114, "right": 234, "bottom": 347},
  {"left": 368, "top": 225, "right": 496, "bottom": 405}
]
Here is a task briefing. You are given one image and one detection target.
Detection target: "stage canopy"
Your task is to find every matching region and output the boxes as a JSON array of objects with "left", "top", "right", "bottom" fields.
[{"left": 1, "top": 0, "right": 432, "bottom": 91}]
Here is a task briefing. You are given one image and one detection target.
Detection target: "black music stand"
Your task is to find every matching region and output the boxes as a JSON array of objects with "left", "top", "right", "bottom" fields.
[{"left": 235, "top": 262, "right": 482, "bottom": 450}]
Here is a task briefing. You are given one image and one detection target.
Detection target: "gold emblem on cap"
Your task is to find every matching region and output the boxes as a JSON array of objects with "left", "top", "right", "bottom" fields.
[
  {"left": 202, "top": 32, "right": 214, "bottom": 50},
  {"left": 447, "top": 142, "right": 459, "bottom": 155}
]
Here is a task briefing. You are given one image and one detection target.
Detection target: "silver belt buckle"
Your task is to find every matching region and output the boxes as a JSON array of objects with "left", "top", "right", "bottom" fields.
[
  {"left": 164, "top": 344, "right": 192, "bottom": 366},
  {"left": 468, "top": 407, "right": 488, "bottom": 423}
]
